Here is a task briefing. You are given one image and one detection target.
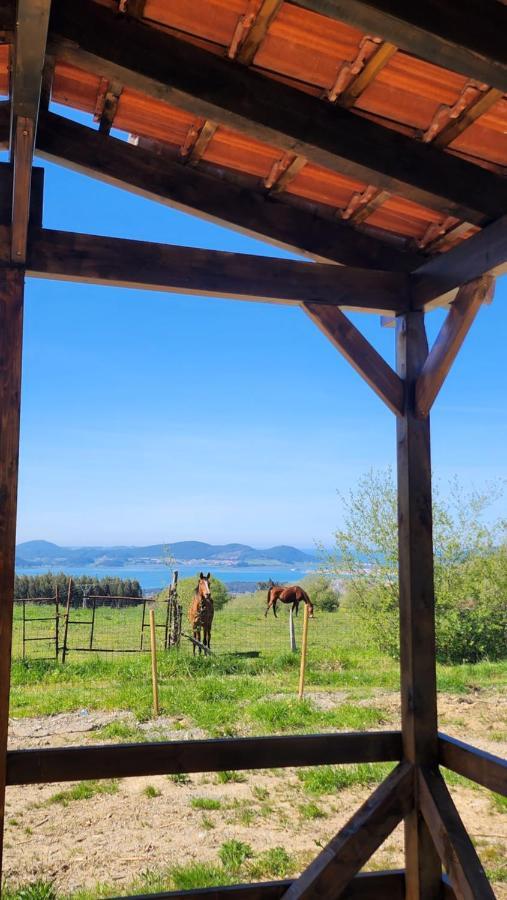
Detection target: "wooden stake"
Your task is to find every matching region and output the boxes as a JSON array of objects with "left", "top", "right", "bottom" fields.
[
  {"left": 298, "top": 602, "right": 310, "bottom": 700},
  {"left": 149, "top": 608, "right": 159, "bottom": 717},
  {"left": 61, "top": 578, "right": 72, "bottom": 663},
  {"left": 289, "top": 606, "right": 297, "bottom": 653}
]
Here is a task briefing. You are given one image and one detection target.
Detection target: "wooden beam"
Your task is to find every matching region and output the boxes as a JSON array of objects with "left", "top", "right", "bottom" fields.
[
  {"left": 6, "top": 730, "right": 403, "bottom": 785},
  {"left": 432, "top": 88, "right": 503, "bottom": 149},
  {"left": 34, "top": 110, "right": 423, "bottom": 273},
  {"left": 0, "top": 226, "right": 408, "bottom": 313},
  {"left": 280, "top": 762, "right": 413, "bottom": 899},
  {"left": 415, "top": 276, "right": 494, "bottom": 418},
  {"left": 0, "top": 269, "right": 25, "bottom": 879},
  {"left": 10, "top": 0, "right": 51, "bottom": 261},
  {"left": 47, "top": 0, "right": 507, "bottom": 224},
  {"left": 303, "top": 303, "right": 405, "bottom": 416},
  {"left": 439, "top": 734, "right": 507, "bottom": 798},
  {"left": 113, "top": 871, "right": 408, "bottom": 900},
  {"left": 290, "top": 1, "right": 507, "bottom": 93},
  {"left": 412, "top": 214, "right": 507, "bottom": 309},
  {"left": 236, "top": 0, "right": 283, "bottom": 66},
  {"left": 419, "top": 767, "right": 495, "bottom": 900},
  {"left": 395, "top": 311, "right": 441, "bottom": 897},
  {"left": 184, "top": 120, "right": 218, "bottom": 165},
  {"left": 340, "top": 42, "right": 397, "bottom": 109}
]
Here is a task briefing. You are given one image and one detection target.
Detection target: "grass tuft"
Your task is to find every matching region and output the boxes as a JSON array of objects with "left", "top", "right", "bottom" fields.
[
  {"left": 191, "top": 797, "right": 221, "bottom": 811},
  {"left": 46, "top": 780, "right": 119, "bottom": 807}
]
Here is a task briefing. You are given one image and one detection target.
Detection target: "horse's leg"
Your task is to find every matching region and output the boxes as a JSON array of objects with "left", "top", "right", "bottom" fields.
[{"left": 272, "top": 599, "right": 277, "bottom": 618}]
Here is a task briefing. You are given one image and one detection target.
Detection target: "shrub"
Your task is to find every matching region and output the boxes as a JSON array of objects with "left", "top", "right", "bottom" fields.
[{"left": 301, "top": 575, "right": 340, "bottom": 612}]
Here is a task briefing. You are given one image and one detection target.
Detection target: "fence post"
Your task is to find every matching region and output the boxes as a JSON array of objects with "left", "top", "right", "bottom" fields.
[
  {"left": 55, "top": 587, "right": 59, "bottom": 661},
  {"left": 61, "top": 578, "right": 72, "bottom": 663},
  {"left": 289, "top": 606, "right": 297, "bottom": 652},
  {"left": 298, "top": 602, "right": 310, "bottom": 700},
  {"left": 89, "top": 596, "right": 97, "bottom": 650},
  {"left": 22, "top": 596, "right": 26, "bottom": 661},
  {"left": 149, "top": 608, "right": 159, "bottom": 716}
]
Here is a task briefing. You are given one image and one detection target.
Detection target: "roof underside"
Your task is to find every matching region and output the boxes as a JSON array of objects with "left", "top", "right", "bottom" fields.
[{"left": 3, "top": 0, "right": 507, "bottom": 265}]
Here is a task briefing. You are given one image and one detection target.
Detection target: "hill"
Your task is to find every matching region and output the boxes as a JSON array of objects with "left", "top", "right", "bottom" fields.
[{"left": 15, "top": 540, "right": 316, "bottom": 568}]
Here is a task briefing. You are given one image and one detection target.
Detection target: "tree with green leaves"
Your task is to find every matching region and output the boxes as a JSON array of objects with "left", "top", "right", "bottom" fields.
[{"left": 325, "top": 469, "right": 507, "bottom": 663}]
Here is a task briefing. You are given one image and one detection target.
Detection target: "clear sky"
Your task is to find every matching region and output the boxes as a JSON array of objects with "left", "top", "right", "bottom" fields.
[{"left": 15, "top": 111, "right": 507, "bottom": 548}]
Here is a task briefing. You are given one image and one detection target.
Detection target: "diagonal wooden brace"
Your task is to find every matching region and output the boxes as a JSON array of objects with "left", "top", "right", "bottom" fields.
[
  {"left": 303, "top": 302, "right": 404, "bottom": 416},
  {"left": 415, "top": 275, "right": 495, "bottom": 418},
  {"left": 418, "top": 766, "right": 495, "bottom": 900},
  {"left": 281, "top": 762, "right": 414, "bottom": 899}
]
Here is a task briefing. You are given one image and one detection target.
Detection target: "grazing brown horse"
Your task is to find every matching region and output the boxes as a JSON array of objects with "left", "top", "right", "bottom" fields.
[
  {"left": 265, "top": 581, "right": 314, "bottom": 619},
  {"left": 188, "top": 572, "right": 214, "bottom": 655}
]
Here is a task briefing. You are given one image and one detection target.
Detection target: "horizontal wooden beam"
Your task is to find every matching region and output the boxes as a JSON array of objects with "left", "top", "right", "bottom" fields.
[
  {"left": 33, "top": 109, "right": 422, "bottom": 273},
  {"left": 47, "top": 0, "right": 507, "bottom": 224},
  {"left": 0, "top": 226, "right": 408, "bottom": 312},
  {"left": 438, "top": 733, "right": 507, "bottom": 798},
  {"left": 111, "top": 871, "right": 408, "bottom": 900},
  {"left": 6, "top": 730, "right": 403, "bottom": 785},
  {"left": 412, "top": 214, "right": 507, "bottom": 308},
  {"left": 290, "top": 0, "right": 507, "bottom": 93},
  {"left": 419, "top": 766, "right": 495, "bottom": 900},
  {"left": 303, "top": 303, "right": 405, "bottom": 416},
  {"left": 415, "top": 276, "right": 494, "bottom": 417},
  {"left": 282, "top": 762, "right": 413, "bottom": 898}
]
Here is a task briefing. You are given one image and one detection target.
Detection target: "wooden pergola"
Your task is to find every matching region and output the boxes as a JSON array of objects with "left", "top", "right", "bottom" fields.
[{"left": 0, "top": 1, "right": 506, "bottom": 897}]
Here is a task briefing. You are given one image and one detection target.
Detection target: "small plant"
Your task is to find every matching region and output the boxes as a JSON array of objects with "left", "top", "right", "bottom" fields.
[
  {"left": 96, "top": 721, "right": 144, "bottom": 742},
  {"left": 216, "top": 770, "right": 246, "bottom": 784},
  {"left": 191, "top": 797, "right": 221, "bottom": 811},
  {"left": 297, "top": 763, "right": 393, "bottom": 796},
  {"left": 47, "top": 779, "right": 119, "bottom": 806},
  {"left": 170, "top": 862, "right": 232, "bottom": 891},
  {"left": 168, "top": 773, "right": 190, "bottom": 785},
  {"left": 299, "top": 801, "right": 326, "bottom": 820},
  {"left": 15, "top": 882, "right": 57, "bottom": 900},
  {"left": 201, "top": 814, "right": 215, "bottom": 830},
  {"left": 219, "top": 840, "right": 253, "bottom": 874},
  {"left": 491, "top": 792, "right": 507, "bottom": 814},
  {"left": 251, "top": 785, "right": 269, "bottom": 801},
  {"left": 248, "top": 846, "right": 293, "bottom": 879},
  {"left": 143, "top": 785, "right": 161, "bottom": 799}
]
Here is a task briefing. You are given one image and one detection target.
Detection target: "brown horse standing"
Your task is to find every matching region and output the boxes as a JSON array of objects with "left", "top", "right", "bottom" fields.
[
  {"left": 188, "top": 572, "right": 214, "bottom": 655},
  {"left": 265, "top": 581, "right": 314, "bottom": 618}
]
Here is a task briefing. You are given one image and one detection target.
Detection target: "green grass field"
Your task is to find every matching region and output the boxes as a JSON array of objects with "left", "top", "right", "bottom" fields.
[{"left": 9, "top": 591, "right": 507, "bottom": 729}]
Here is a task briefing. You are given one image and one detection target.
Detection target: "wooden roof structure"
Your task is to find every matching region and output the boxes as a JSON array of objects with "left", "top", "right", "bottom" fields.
[{"left": 0, "top": 1, "right": 506, "bottom": 898}]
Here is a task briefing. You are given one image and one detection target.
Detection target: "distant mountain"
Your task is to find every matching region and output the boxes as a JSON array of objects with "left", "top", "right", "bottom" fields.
[{"left": 15, "top": 540, "right": 316, "bottom": 568}]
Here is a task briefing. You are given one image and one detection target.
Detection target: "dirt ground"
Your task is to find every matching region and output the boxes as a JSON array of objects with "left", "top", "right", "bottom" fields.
[{"left": 4, "top": 690, "right": 507, "bottom": 897}]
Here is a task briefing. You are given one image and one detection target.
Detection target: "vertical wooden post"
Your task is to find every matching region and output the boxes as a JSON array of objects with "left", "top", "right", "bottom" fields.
[
  {"left": 298, "top": 601, "right": 310, "bottom": 700},
  {"left": 22, "top": 595, "right": 26, "bottom": 660},
  {"left": 396, "top": 311, "right": 441, "bottom": 899},
  {"left": 55, "top": 587, "right": 59, "bottom": 660},
  {"left": 0, "top": 269, "right": 25, "bottom": 885},
  {"left": 149, "top": 608, "right": 159, "bottom": 716},
  {"left": 289, "top": 606, "right": 297, "bottom": 652},
  {"left": 89, "top": 595, "right": 97, "bottom": 650},
  {"left": 61, "top": 577, "right": 72, "bottom": 663}
]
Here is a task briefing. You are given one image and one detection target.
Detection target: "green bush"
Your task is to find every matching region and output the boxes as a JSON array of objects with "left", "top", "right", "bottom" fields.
[
  {"left": 327, "top": 470, "right": 507, "bottom": 664},
  {"left": 301, "top": 575, "right": 340, "bottom": 612}
]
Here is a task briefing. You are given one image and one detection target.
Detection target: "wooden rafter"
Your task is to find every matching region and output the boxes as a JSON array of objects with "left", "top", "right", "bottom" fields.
[
  {"left": 338, "top": 41, "right": 397, "bottom": 108},
  {"left": 183, "top": 120, "right": 218, "bottom": 165},
  {"left": 264, "top": 153, "right": 307, "bottom": 193},
  {"left": 47, "top": 0, "right": 507, "bottom": 225},
  {"left": 303, "top": 302, "right": 405, "bottom": 416},
  {"left": 290, "top": 0, "right": 507, "bottom": 93},
  {"left": 93, "top": 78, "right": 122, "bottom": 135},
  {"left": 33, "top": 110, "right": 423, "bottom": 272},
  {"left": 342, "top": 185, "right": 391, "bottom": 225},
  {"left": 415, "top": 276, "right": 495, "bottom": 418},
  {"left": 235, "top": 0, "right": 283, "bottom": 66},
  {"left": 419, "top": 767, "right": 495, "bottom": 899},
  {"left": 412, "top": 214, "right": 507, "bottom": 309},
  {"left": 281, "top": 762, "right": 413, "bottom": 899},
  {"left": 439, "top": 734, "right": 507, "bottom": 797},
  {"left": 0, "top": 226, "right": 409, "bottom": 313},
  {"left": 6, "top": 731, "right": 403, "bottom": 785},
  {"left": 10, "top": 0, "right": 51, "bottom": 261},
  {"left": 431, "top": 87, "right": 503, "bottom": 149}
]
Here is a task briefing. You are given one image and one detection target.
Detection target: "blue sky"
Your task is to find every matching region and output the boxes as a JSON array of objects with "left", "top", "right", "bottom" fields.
[{"left": 16, "top": 117, "right": 507, "bottom": 548}]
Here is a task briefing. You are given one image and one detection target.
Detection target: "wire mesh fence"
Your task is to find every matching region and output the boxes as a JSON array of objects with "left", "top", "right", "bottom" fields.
[{"left": 11, "top": 583, "right": 357, "bottom": 662}]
